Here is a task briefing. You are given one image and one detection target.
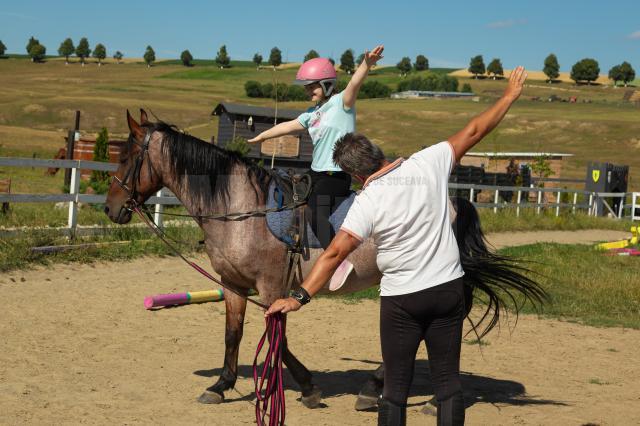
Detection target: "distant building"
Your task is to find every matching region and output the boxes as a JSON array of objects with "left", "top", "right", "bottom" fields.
[
  {"left": 391, "top": 91, "right": 477, "bottom": 100},
  {"left": 460, "top": 152, "right": 573, "bottom": 179},
  {"left": 211, "top": 103, "right": 313, "bottom": 171}
]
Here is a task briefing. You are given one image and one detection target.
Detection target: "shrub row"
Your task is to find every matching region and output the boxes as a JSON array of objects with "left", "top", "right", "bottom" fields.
[
  {"left": 397, "top": 73, "right": 460, "bottom": 92},
  {"left": 245, "top": 79, "right": 392, "bottom": 101}
]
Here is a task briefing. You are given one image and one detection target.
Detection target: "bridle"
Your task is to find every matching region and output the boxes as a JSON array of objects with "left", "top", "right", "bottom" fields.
[{"left": 111, "top": 129, "right": 155, "bottom": 215}]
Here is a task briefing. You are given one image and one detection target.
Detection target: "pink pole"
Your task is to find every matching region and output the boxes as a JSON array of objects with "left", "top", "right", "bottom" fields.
[{"left": 144, "top": 293, "right": 189, "bottom": 309}]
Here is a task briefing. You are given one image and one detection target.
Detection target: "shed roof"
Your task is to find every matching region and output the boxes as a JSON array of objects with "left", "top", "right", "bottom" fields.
[{"left": 211, "top": 103, "right": 304, "bottom": 121}]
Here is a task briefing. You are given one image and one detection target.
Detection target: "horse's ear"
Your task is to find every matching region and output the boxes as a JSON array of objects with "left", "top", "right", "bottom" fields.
[
  {"left": 126, "top": 109, "right": 144, "bottom": 140},
  {"left": 140, "top": 108, "right": 149, "bottom": 124}
]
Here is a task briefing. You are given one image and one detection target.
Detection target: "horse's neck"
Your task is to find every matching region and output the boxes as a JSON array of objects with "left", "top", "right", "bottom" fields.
[{"left": 152, "top": 147, "right": 265, "bottom": 226}]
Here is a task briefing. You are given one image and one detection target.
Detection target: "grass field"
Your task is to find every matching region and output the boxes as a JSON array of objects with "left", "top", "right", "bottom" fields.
[{"left": 1, "top": 56, "right": 639, "bottom": 189}]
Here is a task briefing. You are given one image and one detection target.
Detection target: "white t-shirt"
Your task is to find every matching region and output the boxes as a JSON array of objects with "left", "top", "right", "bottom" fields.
[{"left": 340, "top": 141, "right": 464, "bottom": 296}]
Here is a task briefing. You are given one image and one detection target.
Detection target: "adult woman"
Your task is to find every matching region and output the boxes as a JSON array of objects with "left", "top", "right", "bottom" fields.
[{"left": 248, "top": 45, "right": 384, "bottom": 250}]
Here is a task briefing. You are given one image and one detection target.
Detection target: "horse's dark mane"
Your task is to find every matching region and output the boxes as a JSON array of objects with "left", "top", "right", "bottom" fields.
[{"left": 141, "top": 121, "right": 270, "bottom": 211}]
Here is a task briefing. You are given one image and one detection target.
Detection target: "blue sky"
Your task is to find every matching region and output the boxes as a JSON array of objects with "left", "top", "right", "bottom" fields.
[{"left": 1, "top": 0, "right": 639, "bottom": 72}]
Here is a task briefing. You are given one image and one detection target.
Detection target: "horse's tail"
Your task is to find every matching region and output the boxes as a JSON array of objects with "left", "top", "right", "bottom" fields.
[{"left": 451, "top": 197, "right": 548, "bottom": 339}]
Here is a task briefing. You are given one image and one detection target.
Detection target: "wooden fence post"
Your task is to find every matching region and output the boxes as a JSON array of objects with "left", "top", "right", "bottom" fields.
[
  {"left": 516, "top": 190, "right": 522, "bottom": 217},
  {"left": 154, "top": 189, "right": 164, "bottom": 229},
  {"left": 68, "top": 164, "right": 81, "bottom": 237},
  {"left": 493, "top": 189, "right": 499, "bottom": 214},
  {"left": 572, "top": 192, "right": 578, "bottom": 214},
  {"left": 556, "top": 190, "right": 561, "bottom": 216}
]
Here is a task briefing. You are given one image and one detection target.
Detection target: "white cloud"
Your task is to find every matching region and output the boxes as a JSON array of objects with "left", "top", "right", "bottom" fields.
[
  {"left": 487, "top": 19, "right": 527, "bottom": 29},
  {"left": 628, "top": 31, "right": 640, "bottom": 40}
]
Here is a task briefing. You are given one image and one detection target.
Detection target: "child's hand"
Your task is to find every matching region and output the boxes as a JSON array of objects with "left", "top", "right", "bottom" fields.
[
  {"left": 364, "top": 45, "right": 384, "bottom": 67},
  {"left": 247, "top": 136, "right": 263, "bottom": 144}
]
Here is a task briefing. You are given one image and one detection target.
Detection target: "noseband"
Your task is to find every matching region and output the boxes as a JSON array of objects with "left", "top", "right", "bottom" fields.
[{"left": 112, "top": 129, "right": 155, "bottom": 211}]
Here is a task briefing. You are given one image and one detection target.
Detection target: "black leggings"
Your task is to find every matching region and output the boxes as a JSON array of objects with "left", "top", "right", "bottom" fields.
[
  {"left": 306, "top": 170, "right": 351, "bottom": 249},
  {"left": 380, "top": 277, "right": 465, "bottom": 424}
]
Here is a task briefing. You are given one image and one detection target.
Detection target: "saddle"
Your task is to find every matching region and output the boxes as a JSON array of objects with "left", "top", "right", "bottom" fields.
[
  {"left": 266, "top": 170, "right": 356, "bottom": 251},
  {"left": 265, "top": 169, "right": 355, "bottom": 295}
]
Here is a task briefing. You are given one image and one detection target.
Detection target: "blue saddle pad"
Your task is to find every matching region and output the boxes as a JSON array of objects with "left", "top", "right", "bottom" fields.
[{"left": 266, "top": 179, "right": 355, "bottom": 248}]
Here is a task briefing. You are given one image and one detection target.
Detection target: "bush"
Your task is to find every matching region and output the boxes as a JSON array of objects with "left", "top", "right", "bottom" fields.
[
  {"left": 225, "top": 137, "right": 251, "bottom": 157},
  {"left": 359, "top": 81, "right": 391, "bottom": 99},
  {"left": 261, "top": 83, "right": 274, "bottom": 98},
  {"left": 245, "top": 80, "right": 263, "bottom": 98},
  {"left": 396, "top": 73, "right": 459, "bottom": 92},
  {"left": 286, "top": 85, "right": 307, "bottom": 101},
  {"left": 461, "top": 83, "right": 473, "bottom": 93}
]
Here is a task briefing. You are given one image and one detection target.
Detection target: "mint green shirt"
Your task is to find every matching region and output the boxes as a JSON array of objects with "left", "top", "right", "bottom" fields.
[{"left": 297, "top": 92, "right": 356, "bottom": 172}]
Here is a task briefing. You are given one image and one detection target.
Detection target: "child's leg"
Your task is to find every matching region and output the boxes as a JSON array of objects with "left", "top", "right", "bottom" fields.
[{"left": 308, "top": 171, "right": 351, "bottom": 249}]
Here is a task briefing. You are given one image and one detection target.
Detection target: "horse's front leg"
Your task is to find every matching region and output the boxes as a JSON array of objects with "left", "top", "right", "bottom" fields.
[{"left": 198, "top": 287, "right": 247, "bottom": 404}]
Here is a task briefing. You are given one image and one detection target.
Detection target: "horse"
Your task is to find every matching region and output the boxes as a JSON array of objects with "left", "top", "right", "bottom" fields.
[{"left": 104, "top": 110, "right": 546, "bottom": 410}]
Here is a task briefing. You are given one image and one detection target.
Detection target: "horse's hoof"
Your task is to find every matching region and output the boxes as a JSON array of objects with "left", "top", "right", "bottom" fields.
[
  {"left": 354, "top": 393, "right": 379, "bottom": 411},
  {"left": 421, "top": 400, "right": 437, "bottom": 416},
  {"left": 301, "top": 385, "right": 322, "bottom": 409},
  {"left": 197, "top": 390, "right": 224, "bottom": 404}
]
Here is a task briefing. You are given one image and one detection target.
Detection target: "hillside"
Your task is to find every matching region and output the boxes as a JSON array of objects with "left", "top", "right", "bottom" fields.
[{"left": 1, "top": 57, "right": 639, "bottom": 191}]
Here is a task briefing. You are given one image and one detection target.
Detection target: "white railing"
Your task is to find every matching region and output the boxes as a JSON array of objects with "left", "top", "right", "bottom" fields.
[
  {"left": 0, "top": 157, "right": 180, "bottom": 235},
  {"left": 1, "top": 157, "right": 638, "bottom": 236}
]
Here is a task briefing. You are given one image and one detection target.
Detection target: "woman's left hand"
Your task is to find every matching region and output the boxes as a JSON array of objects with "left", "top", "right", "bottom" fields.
[
  {"left": 364, "top": 45, "right": 384, "bottom": 67},
  {"left": 265, "top": 297, "right": 302, "bottom": 317}
]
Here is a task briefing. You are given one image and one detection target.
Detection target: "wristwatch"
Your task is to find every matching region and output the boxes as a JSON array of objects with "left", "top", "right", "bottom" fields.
[{"left": 290, "top": 287, "right": 311, "bottom": 305}]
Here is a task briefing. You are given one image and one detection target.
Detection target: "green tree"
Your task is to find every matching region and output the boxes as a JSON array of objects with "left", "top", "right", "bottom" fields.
[
  {"left": 29, "top": 43, "right": 46, "bottom": 62},
  {"left": 304, "top": 49, "right": 319, "bottom": 62},
  {"left": 58, "top": 38, "right": 74, "bottom": 64},
  {"left": 113, "top": 51, "right": 123, "bottom": 64},
  {"left": 328, "top": 57, "right": 335, "bottom": 66},
  {"left": 487, "top": 58, "right": 504, "bottom": 79},
  {"left": 75, "top": 38, "right": 91, "bottom": 65},
  {"left": 570, "top": 58, "right": 600, "bottom": 85},
  {"left": 396, "top": 56, "right": 412, "bottom": 76},
  {"left": 356, "top": 53, "right": 365, "bottom": 66},
  {"left": 90, "top": 127, "right": 110, "bottom": 188},
  {"left": 340, "top": 49, "right": 355, "bottom": 74},
  {"left": 180, "top": 49, "right": 193, "bottom": 66},
  {"left": 26, "top": 36, "right": 39, "bottom": 61},
  {"left": 619, "top": 61, "right": 636, "bottom": 87},
  {"left": 226, "top": 137, "right": 251, "bottom": 157},
  {"left": 93, "top": 43, "right": 106, "bottom": 66},
  {"left": 269, "top": 47, "right": 282, "bottom": 68},
  {"left": 609, "top": 64, "right": 622, "bottom": 87},
  {"left": 468, "top": 55, "right": 485, "bottom": 78},
  {"left": 461, "top": 83, "right": 473, "bottom": 93},
  {"left": 543, "top": 53, "right": 560, "bottom": 83},
  {"left": 414, "top": 54, "right": 429, "bottom": 71},
  {"left": 252, "top": 53, "right": 263, "bottom": 70},
  {"left": 215, "top": 44, "right": 230, "bottom": 68},
  {"left": 0, "top": 40, "right": 6, "bottom": 57},
  {"left": 144, "top": 45, "right": 156, "bottom": 67}
]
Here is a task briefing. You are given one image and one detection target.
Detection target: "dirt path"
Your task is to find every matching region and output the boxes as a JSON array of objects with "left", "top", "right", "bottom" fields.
[{"left": 1, "top": 229, "right": 638, "bottom": 425}]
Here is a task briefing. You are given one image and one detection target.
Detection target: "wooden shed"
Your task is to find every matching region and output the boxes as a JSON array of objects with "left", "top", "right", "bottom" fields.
[{"left": 211, "top": 103, "right": 314, "bottom": 171}]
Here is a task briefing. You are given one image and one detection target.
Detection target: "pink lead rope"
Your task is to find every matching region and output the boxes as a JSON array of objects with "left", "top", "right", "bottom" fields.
[
  {"left": 133, "top": 207, "right": 287, "bottom": 425},
  {"left": 254, "top": 313, "right": 286, "bottom": 426}
]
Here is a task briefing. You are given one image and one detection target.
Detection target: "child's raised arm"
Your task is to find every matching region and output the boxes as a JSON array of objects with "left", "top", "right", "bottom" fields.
[
  {"left": 247, "top": 119, "right": 305, "bottom": 144},
  {"left": 342, "top": 45, "right": 384, "bottom": 109}
]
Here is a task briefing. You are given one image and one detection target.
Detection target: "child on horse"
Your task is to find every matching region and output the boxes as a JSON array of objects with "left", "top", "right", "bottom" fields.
[{"left": 248, "top": 45, "right": 384, "bottom": 254}]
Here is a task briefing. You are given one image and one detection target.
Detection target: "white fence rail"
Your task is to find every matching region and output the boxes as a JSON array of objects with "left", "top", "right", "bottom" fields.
[{"left": 1, "top": 157, "right": 638, "bottom": 236}]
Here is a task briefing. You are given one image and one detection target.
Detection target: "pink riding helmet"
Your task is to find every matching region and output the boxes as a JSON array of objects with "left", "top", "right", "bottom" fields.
[{"left": 294, "top": 57, "right": 337, "bottom": 97}]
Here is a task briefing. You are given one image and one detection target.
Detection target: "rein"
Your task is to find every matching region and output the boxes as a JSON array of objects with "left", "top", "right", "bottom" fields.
[{"left": 117, "top": 128, "right": 290, "bottom": 425}]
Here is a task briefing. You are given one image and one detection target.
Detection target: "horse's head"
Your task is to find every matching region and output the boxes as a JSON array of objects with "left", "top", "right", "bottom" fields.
[{"left": 104, "top": 109, "right": 163, "bottom": 224}]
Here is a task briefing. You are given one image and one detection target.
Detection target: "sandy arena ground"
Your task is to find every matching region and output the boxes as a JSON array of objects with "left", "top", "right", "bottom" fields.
[{"left": 1, "top": 230, "right": 638, "bottom": 425}]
